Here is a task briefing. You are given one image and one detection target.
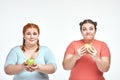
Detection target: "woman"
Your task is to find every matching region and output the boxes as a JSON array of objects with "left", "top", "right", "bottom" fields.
[
  {"left": 62, "top": 19, "right": 111, "bottom": 80},
  {"left": 4, "top": 23, "right": 57, "bottom": 80}
]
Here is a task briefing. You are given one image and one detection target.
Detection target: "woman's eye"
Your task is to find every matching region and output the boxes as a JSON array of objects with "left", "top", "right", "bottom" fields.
[
  {"left": 89, "top": 27, "right": 94, "bottom": 30},
  {"left": 26, "top": 32, "right": 38, "bottom": 35},
  {"left": 26, "top": 32, "right": 31, "bottom": 35},
  {"left": 82, "top": 28, "right": 86, "bottom": 31},
  {"left": 33, "top": 32, "right": 37, "bottom": 35}
]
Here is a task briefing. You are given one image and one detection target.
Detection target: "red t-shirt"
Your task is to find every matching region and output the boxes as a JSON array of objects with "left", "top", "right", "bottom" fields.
[{"left": 65, "top": 39, "right": 111, "bottom": 80}]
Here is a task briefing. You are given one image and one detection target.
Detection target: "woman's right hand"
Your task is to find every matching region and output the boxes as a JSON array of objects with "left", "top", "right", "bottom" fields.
[
  {"left": 23, "top": 62, "right": 38, "bottom": 72},
  {"left": 75, "top": 46, "right": 86, "bottom": 60},
  {"left": 22, "top": 62, "right": 32, "bottom": 72}
]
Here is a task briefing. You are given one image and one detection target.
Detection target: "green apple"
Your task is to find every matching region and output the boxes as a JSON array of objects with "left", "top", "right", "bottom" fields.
[{"left": 26, "top": 58, "right": 34, "bottom": 66}]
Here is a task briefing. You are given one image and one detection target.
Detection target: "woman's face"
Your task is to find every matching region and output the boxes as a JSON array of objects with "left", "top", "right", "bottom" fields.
[
  {"left": 81, "top": 23, "right": 96, "bottom": 41},
  {"left": 24, "top": 28, "right": 39, "bottom": 46}
]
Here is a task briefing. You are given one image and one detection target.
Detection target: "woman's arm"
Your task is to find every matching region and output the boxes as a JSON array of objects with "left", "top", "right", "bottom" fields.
[
  {"left": 4, "top": 64, "right": 24, "bottom": 75},
  {"left": 87, "top": 45, "right": 111, "bottom": 72},
  {"left": 63, "top": 46, "right": 86, "bottom": 70},
  {"left": 62, "top": 54, "right": 80, "bottom": 70},
  {"left": 36, "top": 64, "right": 56, "bottom": 74},
  {"left": 93, "top": 56, "right": 111, "bottom": 72}
]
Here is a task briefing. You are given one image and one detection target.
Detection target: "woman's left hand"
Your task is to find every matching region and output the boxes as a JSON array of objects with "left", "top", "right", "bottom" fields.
[
  {"left": 25, "top": 64, "right": 38, "bottom": 72},
  {"left": 87, "top": 46, "right": 97, "bottom": 57}
]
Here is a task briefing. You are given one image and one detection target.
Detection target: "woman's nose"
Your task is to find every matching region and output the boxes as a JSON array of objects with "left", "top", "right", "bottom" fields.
[
  {"left": 30, "top": 34, "right": 34, "bottom": 38},
  {"left": 86, "top": 29, "right": 90, "bottom": 33}
]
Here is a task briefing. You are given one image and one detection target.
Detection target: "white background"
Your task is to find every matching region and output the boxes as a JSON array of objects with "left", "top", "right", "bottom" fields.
[{"left": 0, "top": 0, "right": 120, "bottom": 80}]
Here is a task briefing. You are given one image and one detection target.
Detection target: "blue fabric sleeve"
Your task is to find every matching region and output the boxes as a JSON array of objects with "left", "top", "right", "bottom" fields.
[
  {"left": 44, "top": 47, "right": 57, "bottom": 70},
  {"left": 4, "top": 47, "right": 18, "bottom": 68}
]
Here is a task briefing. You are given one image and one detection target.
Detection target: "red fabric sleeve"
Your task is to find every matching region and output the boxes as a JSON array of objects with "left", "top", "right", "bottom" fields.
[
  {"left": 65, "top": 41, "right": 76, "bottom": 55},
  {"left": 100, "top": 42, "right": 111, "bottom": 57}
]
